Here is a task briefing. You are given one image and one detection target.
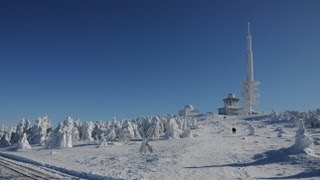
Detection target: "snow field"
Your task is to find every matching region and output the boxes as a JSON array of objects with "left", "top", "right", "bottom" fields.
[{"left": 1, "top": 114, "right": 320, "bottom": 179}]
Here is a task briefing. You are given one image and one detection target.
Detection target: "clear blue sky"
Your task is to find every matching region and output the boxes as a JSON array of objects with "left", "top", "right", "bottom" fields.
[{"left": 1, "top": 0, "right": 320, "bottom": 126}]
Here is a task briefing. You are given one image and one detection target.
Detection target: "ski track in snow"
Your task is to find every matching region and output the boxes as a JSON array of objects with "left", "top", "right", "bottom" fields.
[
  {"left": 0, "top": 155, "right": 75, "bottom": 179},
  {"left": 1, "top": 115, "right": 320, "bottom": 179}
]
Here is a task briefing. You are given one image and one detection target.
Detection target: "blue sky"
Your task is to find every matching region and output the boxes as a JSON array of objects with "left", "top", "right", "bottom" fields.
[{"left": 0, "top": 0, "right": 320, "bottom": 126}]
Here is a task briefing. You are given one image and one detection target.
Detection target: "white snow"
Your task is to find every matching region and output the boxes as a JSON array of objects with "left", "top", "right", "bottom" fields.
[{"left": 1, "top": 114, "right": 320, "bottom": 179}]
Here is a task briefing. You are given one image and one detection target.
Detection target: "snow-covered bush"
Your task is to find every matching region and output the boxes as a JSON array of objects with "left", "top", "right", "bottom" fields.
[{"left": 289, "top": 119, "right": 314, "bottom": 155}]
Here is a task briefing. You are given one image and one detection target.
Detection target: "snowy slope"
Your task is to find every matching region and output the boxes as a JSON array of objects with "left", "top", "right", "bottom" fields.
[{"left": 1, "top": 114, "right": 319, "bottom": 179}]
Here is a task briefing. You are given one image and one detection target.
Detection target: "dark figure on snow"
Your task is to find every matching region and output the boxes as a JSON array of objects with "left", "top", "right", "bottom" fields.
[{"left": 232, "top": 127, "right": 236, "bottom": 134}]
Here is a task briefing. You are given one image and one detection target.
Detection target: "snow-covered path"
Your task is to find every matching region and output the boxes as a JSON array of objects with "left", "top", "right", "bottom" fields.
[
  {"left": 181, "top": 118, "right": 253, "bottom": 179},
  {"left": 0, "top": 155, "right": 74, "bottom": 179}
]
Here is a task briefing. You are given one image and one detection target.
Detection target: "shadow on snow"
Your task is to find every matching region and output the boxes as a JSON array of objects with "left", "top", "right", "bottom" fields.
[
  {"left": 257, "top": 169, "right": 320, "bottom": 179},
  {"left": 185, "top": 147, "right": 320, "bottom": 179}
]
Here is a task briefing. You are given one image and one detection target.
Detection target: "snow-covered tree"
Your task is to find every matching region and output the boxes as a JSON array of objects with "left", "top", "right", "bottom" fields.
[
  {"left": 29, "top": 116, "right": 52, "bottom": 146},
  {"left": 97, "top": 136, "right": 108, "bottom": 148},
  {"left": 146, "top": 116, "right": 163, "bottom": 139},
  {"left": 46, "top": 117, "right": 74, "bottom": 148},
  {"left": 11, "top": 118, "right": 31, "bottom": 144},
  {"left": 119, "top": 120, "right": 135, "bottom": 142},
  {"left": 289, "top": 119, "right": 314, "bottom": 155},
  {"left": 17, "top": 133, "right": 31, "bottom": 150},
  {"left": 80, "top": 121, "right": 94, "bottom": 141},
  {"left": 106, "top": 127, "right": 117, "bottom": 141},
  {"left": 0, "top": 127, "right": 13, "bottom": 146},
  {"left": 139, "top": 117, "right": 151, "bottom": 138},
  {"left": 180, "top": 128, "right": 192, "bottom": 138},
  {"left": 112, "top": 120, "right": 123, "bottom": 139},
  {"left": 272, "top": 109, "right": 320, "bottom": 128},
  {"left": 132, "top": 123, "right": 141, "bottom": 139},
  {"left": 72, "top": 119, "right": 81, "bottom": 142},
  {"left": 165, "top": 118, "right": 182, "bottom": 139},
  {"left": 92, "top": 121, "right": 108, "bottom": 140}
]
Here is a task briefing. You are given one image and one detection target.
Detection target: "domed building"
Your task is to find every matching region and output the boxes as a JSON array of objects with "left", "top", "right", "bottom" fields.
[
  {"left": 218, "top": 93, "right": 241, "bottom": 115},
  {"left": 178, "top": 104, "right": 199, "bottom": 116}
]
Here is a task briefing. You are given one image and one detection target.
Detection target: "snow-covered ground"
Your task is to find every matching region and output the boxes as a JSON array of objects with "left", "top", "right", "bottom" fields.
[{"left": 1, "top": 114, "right": 320, "bottom": 179}]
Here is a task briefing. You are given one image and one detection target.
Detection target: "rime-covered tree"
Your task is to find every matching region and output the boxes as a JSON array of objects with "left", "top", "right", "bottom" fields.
[
  {"left": 92, "top": 121, "right": 108, "bottom": 140},
  {"left": 46, "top": 117, "right": 74, "bottom": 148},
  {"left": 146, "top": 116, "right": 163, "bottom": 139},
  {"left": 80, "top": 121, "right": 94, "bottom": 141},
  {"left": 289, "top": 119, "right": 314, "bottom": 155},
  {"left": 165, "top": 118, "right": 182, "bottom": 139},
  {"left": 17, "top": 133, "right": 31, "bottom": 150},
  {"left": 29, "top": 116, "right": 52, "bottom": 146},
  {"left": 97, "top": 136, "right": 108, "bottom": 148},
  {"left": 112, "top": 120, "right": 123, "bottom": 139},
  {"left": 106, "top": 127, "right": 117, "bottom": 141},
  {"left": 119, "top": 120, "right": 135, "bottom": 142},
  {"left": 72, "top": 119, "right": 81, "bottom": 142},
  {"left": 11, "top": 118, "right": 31, "bottom": 144},
  {"left": 139, "top": 117, "right": 151, "bottom": 138},
  {"left": 0, "top": 127, "right": 13, "bottom": 146}
]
